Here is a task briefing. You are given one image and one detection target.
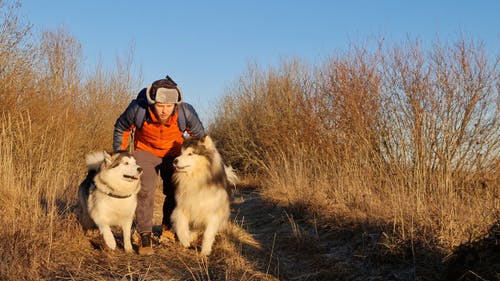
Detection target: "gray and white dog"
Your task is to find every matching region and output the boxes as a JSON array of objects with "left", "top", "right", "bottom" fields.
[
  {"left": 78, "top": 151, "right": 142, "bottom": 252},
  {"left": 171, "top": 136, "right": 237, "bottom": 256}
]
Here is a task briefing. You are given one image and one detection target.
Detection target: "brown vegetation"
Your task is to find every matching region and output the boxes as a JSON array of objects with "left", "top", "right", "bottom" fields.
[
  {"left": 211, "top": 40, "right": 499, "bottom": 279},
  {"left": 1, "top": 1, "right": 498, "bottom": 280}
]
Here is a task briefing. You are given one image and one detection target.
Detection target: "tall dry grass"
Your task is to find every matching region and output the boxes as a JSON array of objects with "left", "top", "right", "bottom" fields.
[
  {"left": 1, "top": 4, "right": 264, "bottom": 280},
  {"left": 2, "top": 3, "right": 269, "bottom": 280},
  {"left": 0, "top": 2, "right": 141, "bottom": 279},
  {"left": 2, "top": 1, "right": 499, "bottom": 279},
  {"left": 210, "top": 38, "right": 499, "bottom": 253}
]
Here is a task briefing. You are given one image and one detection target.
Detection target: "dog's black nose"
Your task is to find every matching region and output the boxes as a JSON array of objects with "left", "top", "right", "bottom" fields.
[
  {"left": 137, "top": 167, "right": 143, "bottom": 173},
  {"left": 173, "top": 158, "right": 178, "bottom": 165}
]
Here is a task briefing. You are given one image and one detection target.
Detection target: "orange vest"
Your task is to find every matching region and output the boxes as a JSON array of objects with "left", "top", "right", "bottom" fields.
[{"left": 134, "top": 108, "right": 184, "bottom": 158}]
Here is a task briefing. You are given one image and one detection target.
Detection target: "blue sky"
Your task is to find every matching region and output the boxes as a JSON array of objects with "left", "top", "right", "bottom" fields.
[{"left": 18, "top": 0, "right": 500, "bottom": 122}]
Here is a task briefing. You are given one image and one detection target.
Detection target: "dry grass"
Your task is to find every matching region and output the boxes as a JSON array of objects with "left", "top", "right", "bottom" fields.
[
  {"left": 2, "top": 2, "right": 499, "bottom": 280},
  {"left": 0, "top": 3, "right": 281, "bottom": 280},
  {"left": 211, "top": 38, "right": 499, "bottom": 278}
]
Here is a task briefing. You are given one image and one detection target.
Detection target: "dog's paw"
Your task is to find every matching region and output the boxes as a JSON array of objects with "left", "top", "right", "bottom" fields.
[
  {"left": 178, "top": 238, "right": 191, "bottom": 248},
  {"left": 102, "top": 237, "right": 117, "bottom": 250},
  {"left": 106, "top": 243, "right": 117, "bottom": 251},
  {"left": 200, "top": 241, "right": 213, "bottom": 256},
  {"left": 176, "top": 229, "right": 193, "bottom": 248},
  {"left": 124, "top": 244, "right": 133, "bottom": 253},
  {"left": 200, "top": 247, "right": 212, "bottom": 256},
  {"left": 189, "top": 232, "right": 200, "bottom": 244}
]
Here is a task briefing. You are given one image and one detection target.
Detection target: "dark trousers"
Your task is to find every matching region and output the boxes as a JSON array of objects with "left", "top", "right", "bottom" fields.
[
  {"left": 133, "top": 151, "right": 177, "bottom": 233},
  {"left": 159, "top": 156, "right": 176, "bottom": 229}
]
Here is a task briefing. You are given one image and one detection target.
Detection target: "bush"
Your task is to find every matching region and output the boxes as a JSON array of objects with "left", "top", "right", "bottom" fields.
[{"left": 210, "top": 38, "right": 499, "bottom": 250}]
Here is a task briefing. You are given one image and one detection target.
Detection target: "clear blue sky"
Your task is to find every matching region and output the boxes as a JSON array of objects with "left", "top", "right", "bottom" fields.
[{"left": 18, "top": 0, "right": 500, "bottom": 122}]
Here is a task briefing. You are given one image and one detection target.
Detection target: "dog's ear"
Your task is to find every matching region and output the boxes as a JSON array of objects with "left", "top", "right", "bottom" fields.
[
  {"left": 85, "top": 151, "right": 107, "bottom": 171},
  {"left": 202, "top": 135, "right": 216, "bottom": 150},
  {"left": 103, "top": 151, "right": 113, "bottom": 165}
]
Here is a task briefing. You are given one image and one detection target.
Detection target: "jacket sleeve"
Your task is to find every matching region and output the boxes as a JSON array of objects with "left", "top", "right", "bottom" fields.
[
  {"left": 183, "top": 103, "right": 205, "bottom": 137},
  {"left": 113, "top": 100, "right": 138, "bottom": 152}
]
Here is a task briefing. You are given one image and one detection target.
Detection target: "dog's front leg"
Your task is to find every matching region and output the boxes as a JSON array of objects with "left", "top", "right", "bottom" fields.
[
  {"left": 172, "top": 209, "right": 191, "bottom": 248},
  {"left": 200, "top": 219, "right": 219, "bottom": 256},
  {"left": 122, "top": 221, "right": 133, "bottom": 253},
  {"left": 97, "top": 224, "right": 116, "bottom": 250}
]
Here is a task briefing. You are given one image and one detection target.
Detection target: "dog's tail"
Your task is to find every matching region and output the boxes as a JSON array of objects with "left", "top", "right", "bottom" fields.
[
  {"left": 85, "top": 151, "right": 107, "bottom": 171},
  {"left": 225, "top": 165, "right": 238, "bottom": 187},
  {"left": 224, "top": 222, "right": 262, "bottom": 251}
]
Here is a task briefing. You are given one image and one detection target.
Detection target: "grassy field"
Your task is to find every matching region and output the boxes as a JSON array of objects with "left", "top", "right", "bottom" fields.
[{"left": 1, "top": 2, "right": 498, "bottom": 280}]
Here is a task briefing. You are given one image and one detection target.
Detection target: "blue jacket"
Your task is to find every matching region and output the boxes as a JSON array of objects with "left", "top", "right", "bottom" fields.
[{"left": 113, "top": 88, "right": 205, "bottom": 152}]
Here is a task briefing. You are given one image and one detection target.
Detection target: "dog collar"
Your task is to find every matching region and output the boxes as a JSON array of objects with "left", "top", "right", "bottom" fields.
[
  {"left": 105, "top": 192, "right": 132, "bottom": 199},
  {"left": 91, "top": 181, "right": 133, "bottom": 199}
]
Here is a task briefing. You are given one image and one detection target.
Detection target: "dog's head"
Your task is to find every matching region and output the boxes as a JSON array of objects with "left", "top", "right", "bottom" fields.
[
  {"left": 102, "top": 151, "right": 143, "bottom": 182},
  {"left": 173, "top": 135, "right": 219, "bottom": 173},
  {"left": 86, "top": 151, "right": 143, "bottom": 182}
]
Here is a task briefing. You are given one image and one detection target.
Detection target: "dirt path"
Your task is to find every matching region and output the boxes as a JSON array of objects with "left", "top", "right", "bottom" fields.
[
  {"left": 64, "top": 185, "right": 458, "bottom": 280},
  {"left": 225, "top": 187, "right": 441, "bottom": 281},
  {"left": 230, "top": 188, "right": 374, "bottom": 280}
]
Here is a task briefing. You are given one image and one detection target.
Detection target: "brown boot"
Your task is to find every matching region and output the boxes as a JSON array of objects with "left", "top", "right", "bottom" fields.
[
  {"left": 159, "top": 225, "right": 176, "bottom": 243},
  {"left": 138, "top": 232, "right": 154, "bottom": 256}
]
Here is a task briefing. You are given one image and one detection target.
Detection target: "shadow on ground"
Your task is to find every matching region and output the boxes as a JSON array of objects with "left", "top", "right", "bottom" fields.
[{"left": 229, "top": 186, "right": 499, "bottom": 281}]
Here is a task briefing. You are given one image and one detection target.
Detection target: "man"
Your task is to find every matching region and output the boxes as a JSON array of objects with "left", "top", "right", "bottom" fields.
[{"left": 113, "top": 76, "right": 205, "bottom": 255}]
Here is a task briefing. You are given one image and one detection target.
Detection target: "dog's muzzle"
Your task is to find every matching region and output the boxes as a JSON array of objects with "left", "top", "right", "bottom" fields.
[
  {"left": 123, "top": 168, "right": 143, "bottom": 181},
  {"left": 123, "top": 174, "right": 139, "bottom": 180},
  {"left": 173, "top": 159, "right": 189, "bottom": 172}
]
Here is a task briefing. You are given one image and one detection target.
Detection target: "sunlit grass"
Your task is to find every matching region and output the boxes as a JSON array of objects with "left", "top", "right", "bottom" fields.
[{"left": 1, "top": 1, "right": 498, "bottom": 279}]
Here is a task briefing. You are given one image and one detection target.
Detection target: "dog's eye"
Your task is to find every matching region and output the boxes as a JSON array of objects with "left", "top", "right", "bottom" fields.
[
  {"left": 124, "top": 162, "right": 129, "bottom": 165},
  {"left": 188, "top": 152, "right": 193, "bottom": 156}
]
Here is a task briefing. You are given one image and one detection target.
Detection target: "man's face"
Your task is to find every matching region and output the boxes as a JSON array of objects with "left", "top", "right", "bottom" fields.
[{"left": 153, "top": 103, "right": 175, "bottom": 123}]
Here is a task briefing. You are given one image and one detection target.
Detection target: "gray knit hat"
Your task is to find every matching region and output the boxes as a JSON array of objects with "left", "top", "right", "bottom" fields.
[{"left": 146, "top": 76, "right": 182, "bottom": 104}]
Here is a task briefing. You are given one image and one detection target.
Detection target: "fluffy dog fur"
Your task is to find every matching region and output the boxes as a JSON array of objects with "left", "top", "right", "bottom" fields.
[
  {"left": 171, "top": 135, "right": 237, "bottom": 256},
  {"left": 78, "top": 151, "right": 142, "bottom": 252}
]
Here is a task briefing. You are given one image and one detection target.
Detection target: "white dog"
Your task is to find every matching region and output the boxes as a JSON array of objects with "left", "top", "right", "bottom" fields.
[
  {"left": 78, "top": 151, "right": 142, "bottom": 252},
  {"left": 171, "top": 135, "right": 237, "bottom": 256}
]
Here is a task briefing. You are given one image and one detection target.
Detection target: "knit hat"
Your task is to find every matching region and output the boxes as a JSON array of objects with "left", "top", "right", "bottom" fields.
[
  {"left": 146, "top": 76, "right": 182, "bottom": 104},
  {"left": 154, "top": 88, "right": 179, "bottom": 103}
]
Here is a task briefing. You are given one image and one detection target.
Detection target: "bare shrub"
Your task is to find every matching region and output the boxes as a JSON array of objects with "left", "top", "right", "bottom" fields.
[
  {"left": 379, "top": 38, "right": 499, "bottom": 245},
  {"left": 210, "top": 59, "right": 317, "bottom": 173},
  {"left": 0, "top": 3, "right": 141, "bottom": 279},
  {"left": 0, "top": 0, "right": 37, "bottom": 110},
  {"left": 211, "top": 37, "right": 499, "bottom": 252}
]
